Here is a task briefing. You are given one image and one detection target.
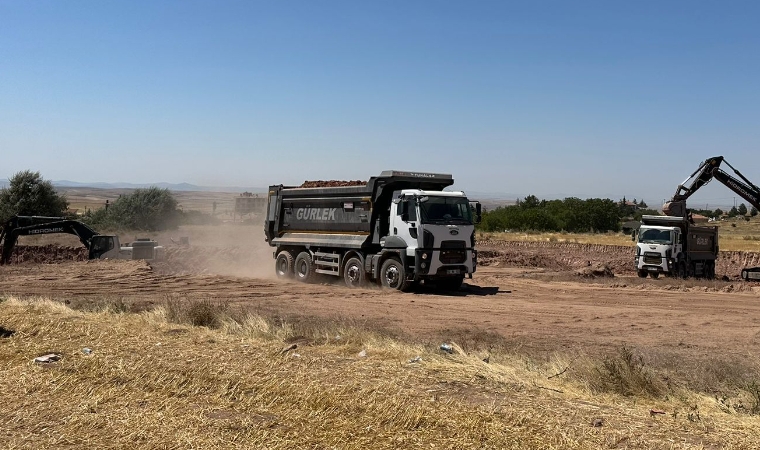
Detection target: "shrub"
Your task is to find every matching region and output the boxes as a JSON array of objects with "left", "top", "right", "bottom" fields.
[{"left": 84, "top": 187, "right": 180, "bottom": 231}]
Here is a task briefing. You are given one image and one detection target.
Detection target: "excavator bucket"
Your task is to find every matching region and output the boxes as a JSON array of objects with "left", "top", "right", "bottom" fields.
[{"left": 662, "top": 200, "right": 688, "bottom": 218}]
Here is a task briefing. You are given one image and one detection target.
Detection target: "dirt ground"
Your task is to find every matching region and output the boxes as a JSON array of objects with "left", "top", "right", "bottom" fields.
[{"left": 2, "top": 224, "right": 760, "bottom": 377}]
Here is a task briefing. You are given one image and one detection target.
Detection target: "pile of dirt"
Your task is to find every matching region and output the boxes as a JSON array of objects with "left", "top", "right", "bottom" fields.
[
  {"left": 299, "top": 180, "right": 366, "bottom": 188},
  {"left": 1, "top": 245, "right": 87, "bottom": 265},
  {"left": 477, "top": 239, "right": 760, "bottom": 279},
  {"left": 477, "top": 241, "right": 632, "bottom": 274},
  {"left": 575, "top": 263, "right": 615, "bottom": 278}
]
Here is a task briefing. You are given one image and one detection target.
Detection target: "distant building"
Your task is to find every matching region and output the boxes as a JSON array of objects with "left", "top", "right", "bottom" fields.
[{"left": 234, "top": 193, "right": 266, "bottom": 220}]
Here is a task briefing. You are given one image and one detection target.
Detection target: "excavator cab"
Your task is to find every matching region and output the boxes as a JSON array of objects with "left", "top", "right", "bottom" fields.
[{"left": 89, "top": 235, "right": 117, "bottom": 259}]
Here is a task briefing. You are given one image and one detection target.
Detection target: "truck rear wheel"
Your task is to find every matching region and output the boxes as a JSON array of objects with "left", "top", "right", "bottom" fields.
[
  {"left": 275, "top": 251, "right": 294, "bottom": 279},
  {"left": 294, "top": 252, "right": 315, "bottom": 283},
  {"left": 380, "top": 257, "right": 411, "bottom": 291},
  {"left": 650, "top": 272, "right": 659, "bottom": 279},
  {"left": 343, "top": 257, "right": 365, "bottom": 288}
]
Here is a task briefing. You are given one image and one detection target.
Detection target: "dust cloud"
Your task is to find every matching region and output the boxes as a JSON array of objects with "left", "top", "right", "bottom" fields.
[
  {"left": 7, "top": 223, "right": 277, "bottom": 279},
  {"left": 150, "top": 223, "right": 276, "bottom": 278}
]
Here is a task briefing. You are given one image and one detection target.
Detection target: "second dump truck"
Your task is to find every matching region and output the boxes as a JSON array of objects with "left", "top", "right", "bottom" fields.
[
  {"left": 634, "top": 215, "right": 718, "bottom": 279},
  {"left": 264, "top": 170, "right": 480, "bottom": 291}
]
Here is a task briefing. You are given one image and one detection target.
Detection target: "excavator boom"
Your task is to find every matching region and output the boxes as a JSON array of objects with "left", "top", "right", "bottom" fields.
[
  {"left": 0, "top": 216, "right": 99, "bottom": 265},
  {"left": 664, "top": 156, "right": 760, "bottom": 218}
]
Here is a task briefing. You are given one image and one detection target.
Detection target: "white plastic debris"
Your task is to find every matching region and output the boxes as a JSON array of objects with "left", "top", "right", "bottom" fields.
[
  {"left": 408, "top": 356, "right": 422, "bottom": 364},
  {"left": 82, "top": 348, "right": 93, "bottom": 355},
  {"left": 358, "top": 349, "right": 367, "bottom": 358},
  {"left": 440, "top": 343, "right": 454, "bottom": 354},
  {"left": 34, "top": 353, "right": 62, "bottom": 364}
]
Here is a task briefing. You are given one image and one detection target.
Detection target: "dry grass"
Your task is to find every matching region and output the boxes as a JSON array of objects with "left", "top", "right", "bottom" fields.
[{"left": 2, "top": 296, "right": 760, "bottom": 449}]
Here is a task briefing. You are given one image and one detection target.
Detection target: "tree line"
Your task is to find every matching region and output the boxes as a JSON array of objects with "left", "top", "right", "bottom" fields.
[{"left": 478, "top": 195, "right": 624, "bottom": 233}]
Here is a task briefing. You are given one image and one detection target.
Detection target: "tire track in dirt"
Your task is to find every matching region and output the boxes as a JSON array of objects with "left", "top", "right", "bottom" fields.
[{"left": 2, "top": 243, "right": 760, "bottom": 368}]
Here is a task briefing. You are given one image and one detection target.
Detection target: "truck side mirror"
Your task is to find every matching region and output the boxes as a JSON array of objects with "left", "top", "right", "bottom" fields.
[{"left": 473, "top": 202, "right": 482, "bottom": 224}]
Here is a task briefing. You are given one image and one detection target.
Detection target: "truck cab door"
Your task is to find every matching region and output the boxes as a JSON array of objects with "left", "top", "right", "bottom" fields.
[
  {"left": 390, "top": 197, "right": 420, "bottom": 247},
  {"left": 674, "top": 230, "right": 683, "bottom": 257}
]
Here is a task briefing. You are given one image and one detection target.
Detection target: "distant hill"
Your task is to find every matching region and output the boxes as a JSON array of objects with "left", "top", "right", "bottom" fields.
[{"left": 51, "top": 180, "right": 266, "bottom": 193}]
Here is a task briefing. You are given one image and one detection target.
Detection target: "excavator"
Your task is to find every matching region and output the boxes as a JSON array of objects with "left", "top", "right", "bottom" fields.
[
  {"left": 0, "top": 215, "right": 164, "bottom": 265},
  {"left": 662, "top": 156, "right": 760, "bottom": 281}
]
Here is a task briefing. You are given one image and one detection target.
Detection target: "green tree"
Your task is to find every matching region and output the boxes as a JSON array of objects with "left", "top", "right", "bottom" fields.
[
  {"left": 85, "top": 187, "right": 179, "bottom": 231},
  {"left": 738, "top": 203, "right": 748, "bottom": 216},
  {"left": 0, "top": 170, "right": 68, "bottom": 223},
  {"left": 714, "top": 208, "right": 723, "bottom": 217},
  {"left": 751, "top": 207, "right": 758, "bottom": 217},
  {"left": 519, "top": 195, "right": 541, "bottom": 209},
  {"left": 729, "top": 206, "right": 739, "bottom": 217}
]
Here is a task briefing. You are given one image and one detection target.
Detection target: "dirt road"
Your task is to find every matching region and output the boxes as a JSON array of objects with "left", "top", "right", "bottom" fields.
[{"left": 2, "top": 247, "right": 759, "bottom": 377}]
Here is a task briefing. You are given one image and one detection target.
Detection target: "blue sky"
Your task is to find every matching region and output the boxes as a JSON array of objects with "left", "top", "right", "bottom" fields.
[{"left": 2, "top": 1, "right": 760, "bottom": 208}]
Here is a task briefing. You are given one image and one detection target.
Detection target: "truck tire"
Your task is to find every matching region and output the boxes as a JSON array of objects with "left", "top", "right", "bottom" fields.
[
  {"left": 275, "top": 251, "right": 294, "bottom": 279},
  {"left": 676, "top": 262, "right": 686, "bottom": 279},
  {"left": 343, "top": 257, "right": 365, "bottom": 288},
  {"left": 380, "top": 257, "right": 411, "bottom": 291},
  {"left": 637, "top": 270, "right": 648, "bottom": 278},
  {"left": 437, "top": 276, "right": 464, "bottom": 291},
  {"left": 742, "top": 269, "right": 748, "bottom": 281},
  {"left": 294, "top": 252, "right": 315, "bottom": 283},
  {"left": 706, "top": 262, "right": 716, "bottom": 280},
  {"left": 650, "top": 272, "right": 659, "bottom": 279}
]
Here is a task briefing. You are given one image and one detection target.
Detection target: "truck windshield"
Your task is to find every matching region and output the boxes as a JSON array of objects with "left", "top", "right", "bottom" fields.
[
  {"left": 638, "top": 228, "right": 672, "bottom": 244},
  {"left": 419, "top": 196, "right": 473, "bottom": 225}
]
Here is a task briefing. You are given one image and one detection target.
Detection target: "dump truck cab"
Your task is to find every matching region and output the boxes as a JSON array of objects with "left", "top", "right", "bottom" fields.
[{"left": 390, "top": 189, "right": 476, "bottom": 283}]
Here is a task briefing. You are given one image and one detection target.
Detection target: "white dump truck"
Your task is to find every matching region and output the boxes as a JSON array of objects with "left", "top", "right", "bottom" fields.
[
  {"left": 264, "top": 170, "right": 481, "bottom": 291},
  {"left": 634, "top": 215, "right": 718, "bottom": 279}
]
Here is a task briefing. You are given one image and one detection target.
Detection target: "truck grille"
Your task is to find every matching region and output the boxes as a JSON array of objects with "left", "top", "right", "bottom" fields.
[
  {"left": 439, "top": 240, "right": 466, "bottom": 264},
  {"left": 643, "top": 252, "right": 662, "bottom": 265}
]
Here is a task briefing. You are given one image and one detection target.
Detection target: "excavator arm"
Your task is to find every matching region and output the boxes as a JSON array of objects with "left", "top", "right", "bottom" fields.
[
  {"left": 663, "top": 156, "right": 760, "bottom": 281},
  {"left": 664, "top": 156, "right": 760, "bottom": 218},
  {"left": 0, "top": 216, "right": 99, "bottom": 265}
]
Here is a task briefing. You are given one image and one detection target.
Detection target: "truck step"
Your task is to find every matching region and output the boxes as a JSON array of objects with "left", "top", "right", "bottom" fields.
[{"left": 316, "top": 268, "right": 339, "bottom": 276}]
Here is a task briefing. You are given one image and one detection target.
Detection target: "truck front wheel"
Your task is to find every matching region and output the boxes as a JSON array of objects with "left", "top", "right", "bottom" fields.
[
  {"left": 676, "top": 262, "right": 687, "bottom": 279},
  {"left": 706, "top": 262, "right": 716, "bottom": 280},
  {"left": 650, "top": 272, "right": 660, "bottom": 279},
  {"left": 343, "top": 257, "right": 366, "bottom": 288},
  {"left": 637, "top": 270, "right": 648, "bottom": 278},
  {"left": 380, "top": 258, "right": 411, "bottom": 291},
  {"left": 294, "top": 252, "right": 315, "bottom": 283},
  {"left": 275, "top": 251, "right": 294, "bottom": 279}
]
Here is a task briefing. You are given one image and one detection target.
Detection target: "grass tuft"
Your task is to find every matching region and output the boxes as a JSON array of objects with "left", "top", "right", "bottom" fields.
[{"left": 591, "top": 345, "right": 665, "bottom": 398}]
